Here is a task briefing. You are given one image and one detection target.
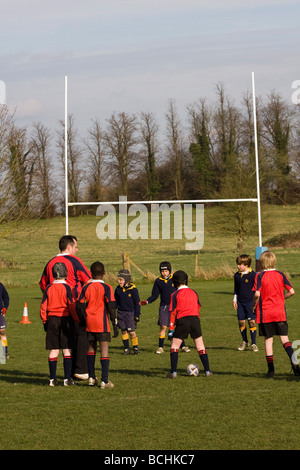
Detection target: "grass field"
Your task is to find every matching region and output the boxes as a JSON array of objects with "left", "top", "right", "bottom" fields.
[{"left": 0, "top": 205, "right": 299, "bottom": 451}]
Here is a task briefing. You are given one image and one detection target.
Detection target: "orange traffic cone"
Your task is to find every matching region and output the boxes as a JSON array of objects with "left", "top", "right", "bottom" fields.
[{"left": 19, "top": 302, "right": 32, "bottom": 324}]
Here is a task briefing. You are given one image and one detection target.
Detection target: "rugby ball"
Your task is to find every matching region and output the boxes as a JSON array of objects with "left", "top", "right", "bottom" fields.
[{"left": 186, "top": 363, "right": 200, "bottom": 376}]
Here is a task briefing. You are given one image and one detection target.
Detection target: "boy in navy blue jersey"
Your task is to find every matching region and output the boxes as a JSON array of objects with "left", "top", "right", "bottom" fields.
[
  {"left": 115, "top": 269, "right": 141, "bottom": 355},
  {"left": 167, "top": 270, "right": 212, "bottom": 378},
  {"left": 233, "top": 254, "right": 258, "bottom": 351},
  {"left": 140, "top": 261, "right": 190, "bottom": 354},
  {"left": 0, "top": 282, "right": 9, "bottom": 361}
]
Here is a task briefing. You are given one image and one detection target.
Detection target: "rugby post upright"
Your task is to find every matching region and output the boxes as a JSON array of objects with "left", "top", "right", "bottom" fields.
[
  {"left": 252, "top": 72, "right": 267, "bottom": 269},
  {"left": 65, "top": 75, "right": 69, "bottom": 235},
  {"left": 64, "top": 73, "right": 266, "bottom": 264}
]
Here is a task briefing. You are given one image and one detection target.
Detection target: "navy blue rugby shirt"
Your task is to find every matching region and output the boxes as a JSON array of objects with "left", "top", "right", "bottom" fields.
[
  {"left": 147, "top": 275, "right": 176, "bottom": 306},
  {"left": 233, "top": 268, "right": 256, "bottom": 303},
  {"left": 115, "top": 283, "right": 141, "bottom": 318},
  {"left": 0, "top": 283, "right": 9, "bottom": 311}
]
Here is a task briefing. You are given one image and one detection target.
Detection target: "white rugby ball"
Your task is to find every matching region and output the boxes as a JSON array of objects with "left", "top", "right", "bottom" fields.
[{"left": 186, "top": 363, "right": 200, "bottom": 376}]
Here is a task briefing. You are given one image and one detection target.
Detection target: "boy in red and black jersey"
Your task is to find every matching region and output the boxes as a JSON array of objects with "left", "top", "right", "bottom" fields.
[
  {"left": 76, "top": 262, "right": 118, "bottom": 389},
  {"left": 40, "top": 262, "right": 79, "bottom": 386},
  {"left": 167, "top": 270, "right": 212, "bottom": 378},
  {"left": 253, "top": 251, "right": 299, "bottom": 377}
]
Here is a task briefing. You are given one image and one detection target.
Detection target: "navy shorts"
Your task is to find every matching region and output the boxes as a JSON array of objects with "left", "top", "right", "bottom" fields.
[
  {"left": 117, "top": 310, "right": 136, "bottom": 332},
  {"left": 237, "top": 301, "right": 256, "bottom": 322},
  {"left": 46, "top": 316, "right": 75, "bottom": 350},
  {"left": 157, "top": 305, "right": 170, "bottom": 327},
  {"left": 0, "top": 314, "right": 7, "bottom": 330},
  {"left": 173, "top": 316, "right": 202, "bottom": 340}
]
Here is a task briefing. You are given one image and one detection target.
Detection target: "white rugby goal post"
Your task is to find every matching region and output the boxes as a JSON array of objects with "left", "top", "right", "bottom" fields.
[{"left": 64, "top": 73, "right": 263, "bottom": 247}]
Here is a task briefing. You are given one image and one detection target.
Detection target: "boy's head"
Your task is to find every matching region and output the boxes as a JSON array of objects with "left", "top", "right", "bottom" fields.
[
  {"left": 172, "top": 270, "right": 188, "bottom": 289},
  {"left": 91, "top": 261, "right": 105, "bottom": 279},
  {"left": 160, "top": 261, "right": 171, "bottom": 279},
  {"left": 236, "top": 254, "right": 251, "bottom": 271},
  {"left": 52, "top": 262, "right": 68, "bottom": 280},
  {"left": 117, "top": 269, "right": 131, "bottom": 287},
  {"left": 260, "top": 251, "right": 276, "bottom": 270}
]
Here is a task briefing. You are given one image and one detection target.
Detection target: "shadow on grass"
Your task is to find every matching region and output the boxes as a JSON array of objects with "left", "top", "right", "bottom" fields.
[{"left": 0, "top": 367, "right": 47, "bottom": 385}]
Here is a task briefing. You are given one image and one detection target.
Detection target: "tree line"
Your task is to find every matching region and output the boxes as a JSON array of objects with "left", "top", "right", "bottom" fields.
[{"left": 0, "top": 83, "right": 299, "bottom": 224}]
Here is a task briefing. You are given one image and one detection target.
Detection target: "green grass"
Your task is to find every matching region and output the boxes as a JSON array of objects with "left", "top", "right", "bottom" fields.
[
  {"left": 0, "top": 205, "right": 299, "bottom": 450},
  {"left": 1, "top": 280, "right": 299, "bottom": 450}
]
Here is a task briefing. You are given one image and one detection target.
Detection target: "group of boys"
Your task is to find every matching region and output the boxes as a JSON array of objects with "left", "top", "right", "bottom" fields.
[
  {"left": 233, "top": 251, "right": 299, "bottom": 378},
  {"left": 35, "top": 235, "right": 300, "bottom": 386}
]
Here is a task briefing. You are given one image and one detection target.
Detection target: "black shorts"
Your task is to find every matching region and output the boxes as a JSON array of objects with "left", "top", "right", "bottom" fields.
[
  {"left": 259, "top": 321, "right": 288, "bottom": 338},
  {"left": 173, "top": 316, "right": 202, "bottom": 340},
  {"left": 87, "top": 331, "right": 111, "bottom": 343},
  {"left": 46, "top": 316, "right": 75, "bottom": 350}
]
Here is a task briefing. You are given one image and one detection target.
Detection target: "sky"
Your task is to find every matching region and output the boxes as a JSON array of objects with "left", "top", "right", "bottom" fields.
[{"left": 1, "top": 0, "right": 300, "bottom": 137}]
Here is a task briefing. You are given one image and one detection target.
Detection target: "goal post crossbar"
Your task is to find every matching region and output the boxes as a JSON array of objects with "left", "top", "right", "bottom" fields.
[
  {"left": 64, "top": 73, "right": 263, "bottom": 246},
  {"left": 67, "top": 198, "right": 258, "bottom": 206}
]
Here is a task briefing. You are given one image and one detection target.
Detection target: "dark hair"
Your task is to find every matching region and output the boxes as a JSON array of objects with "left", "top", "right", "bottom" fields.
[
  {"left": 172, "top": 270, "right": 188, "bottom": 288},
  {"left": 59, "top": 235, "right": 77, "bottom": 252},
  {"left": 91, "top": 261, "right": 105, "bottom": 277},
  {"left": 236, "top": 254, "right": 251, "bottom": 267}
]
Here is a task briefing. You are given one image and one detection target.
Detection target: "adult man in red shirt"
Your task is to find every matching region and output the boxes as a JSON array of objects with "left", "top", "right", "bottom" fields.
[{"left": 40, "top": 235, "right": 91, "bottom": 380}]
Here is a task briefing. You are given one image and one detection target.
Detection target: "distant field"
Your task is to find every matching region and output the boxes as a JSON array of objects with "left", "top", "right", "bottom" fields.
[
  {"left": 0, "top": 204, "right": 299, "bottom": 450},
  {"left": 0, "top": 204, "right": 299, "bottom": 288}
]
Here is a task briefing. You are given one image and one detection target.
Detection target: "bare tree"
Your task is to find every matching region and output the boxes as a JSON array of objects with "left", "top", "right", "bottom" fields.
[
  {"left": 104, "top": 112, "right": 139, "bottom": 195},
  {"left": 84, "top": 119, "right": 107, "bottom": 202},
  {"left": 165, "top": 99, "right": 185, "bottom": 199},
  {"left": 7, "top": 125, "right": 36, "bottom": 216},
  {"left": 214, "top": 83, "right": 243, "bottom": 169},
  {"left": 30, "top": 122, "right": 55, "bottom": 217},
  {"left": 187, "top": 99, "right": 215, "bottom": 197},
  {"left": 57, "top": 114, "right": 83, "bottom": 216},
  {"left": 260, "top": 91, "right": 295, "bottom": 202},
  {"left": 139, "top": 111, "right": 161, "bottom": 200}
]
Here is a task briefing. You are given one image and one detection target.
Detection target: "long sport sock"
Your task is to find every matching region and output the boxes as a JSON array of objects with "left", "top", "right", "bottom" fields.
[
  {"left": 159, "top": 334, "right": 165, "bottom": 348},
  {"left": 122, "top": 332, "right": 129, "bottom": 350},
  {"left": 240, "top": 326, "right": 248, "bottom": 343},
  {"left": 49, "top": 357, "right": 58, "bottom": 380},
  {"left": 63, "top": 355, "right": 72, "bottom": 380},
  {"left": 250, "top": 326, "right": 257, "bottom": 345},
  {"left": 198, "top": 349, "right": 210, "bottom": 372},
  {"left": 100, "top": 357, "right": 110, "bottom": 383},
  {"left": 266, "top": 355, "right": 274, "bottom": 373},
  {"left": 170, "top": 348, "right": 179, "bottom": 373},
  {"left": 283, "top": 342, "right": 294, "bottom": 361},
  {"left": 87, "top": 351, "right": 96, "bottom": 378}
]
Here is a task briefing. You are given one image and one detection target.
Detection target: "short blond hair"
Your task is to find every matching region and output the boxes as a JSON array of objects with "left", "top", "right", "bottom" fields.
[{"left": 260, "top": 251, "right": 276, "bottom": 270}]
